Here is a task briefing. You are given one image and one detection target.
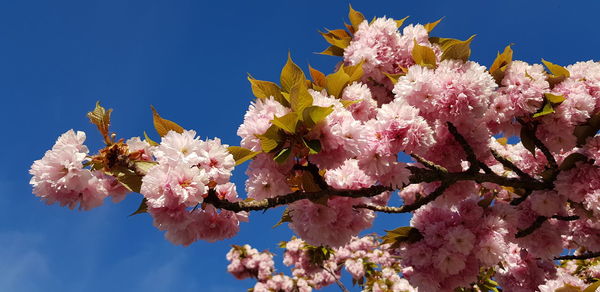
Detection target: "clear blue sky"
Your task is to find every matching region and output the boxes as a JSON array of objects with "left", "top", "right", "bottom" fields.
[{"left": 1, "top": 1, "right": 598, "bottom": 291}]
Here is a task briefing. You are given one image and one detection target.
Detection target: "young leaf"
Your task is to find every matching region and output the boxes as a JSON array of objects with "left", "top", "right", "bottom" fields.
[
  {"left": 134, "top": 161, "right": 157, "bottom": 174},
  {"left": 151, "top": 106, "right": 184, "bottom": 137},
  {"left": 318, "top": 45, "right": 345, "bottom": 56},
  {"left": 344, "top": 60, "right": 364, "bottom": 84},
  {"left": 248, "top": 76, "right": 286, "bottom": 103},
  {"left": 273, "top": 208, "right": 293, "bottom": 228},
  {"left": 256, "top": 125, "right": 282, "bottom": 153},
  {"left": 326, "top": 66, "right": 350, "bottom": 97},
  {"left": 383, "top": 72, "right": 404, "bottom": 84},
  {"left": 116, "top": 171, "right": 144, "bottom": 193},
  {"left": 583, "top": 281, "right": 600, "bottom": 292},
  {"left": 394, "top": 16, "right": 409, "bottom": 28},
  {"left": 545, "top": 93, "right": 566, "bottom": 104},
  {"left": 280, "top": 54, "right": 306, "bottom": 93},
  {"left": 129, "top": 198, "right": 148, "bottom": 216},
  {"left": 382, "top": 226, "right": 423, "bottom": 248},
  {"left": 541, "top": 59, "right": 570, "bottom": 78},
  {"left": 340, "top": 99, "right": 361, "bottom": 108},
  {"left": 271, "top": 112, "right": 299, "bottom": 134},
  {"left": 348, "top": 4, "right": 365, "bottom": 31},
  {"left": 532, "top": 102, "right": 555, "bottom": 118},
  {"left": 411, "top": 40, "right": 437, "bottom": 68},
  {"left": 302, "top": 138, "right": 322, "bottom": 154},
  {"left": 320, "top": 31, "right": 351, "bottom": 49},
  {"left": 87, "top": 101, "right": 113, "bottom": 143},
  {"left": 489, "top": 45, "right": 513, "bottom": 84},
  {"left": 227, "top": 146, "right": 260, "bottom": 165},
  {"left": 143, "top": 131, "right": 159, "bottom": 146},
  {"left": 309, "top": 65, "right": 327, "bottom": 88},
  {"left": 441, "top": 35, "right": 476, "bottom": 61},
  {"left": 302, "top": 106, "right": 334, "bottom": 128},
  {"left": 423, "top": 17, "right": 443, "bottom": 32},
  {"left": 289, "top": 81, "right": 314, "bottom": 114},
  {"left": 274, "top": 147, "right": 292, "bottom": 163}
]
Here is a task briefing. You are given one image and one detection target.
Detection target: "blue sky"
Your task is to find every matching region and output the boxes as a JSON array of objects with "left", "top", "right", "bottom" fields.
[{"left": 1, "top": 0, "right": 599, "bottom": 291}]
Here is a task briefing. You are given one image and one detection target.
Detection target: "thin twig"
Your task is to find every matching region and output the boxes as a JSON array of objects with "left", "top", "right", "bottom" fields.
[
  {"left": 321, "top": 265, "right": 349, "bottom": 292},
  {"left": 515, "top": 215, "right": 580, "bottom": 238}
]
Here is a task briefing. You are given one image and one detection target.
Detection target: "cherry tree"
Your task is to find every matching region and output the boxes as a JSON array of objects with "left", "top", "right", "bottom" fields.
[{"left": 29, "top": 6, "right": 600, "bottom": 292}]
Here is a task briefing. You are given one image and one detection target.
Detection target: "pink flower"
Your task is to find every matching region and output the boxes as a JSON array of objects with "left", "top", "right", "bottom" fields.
[
  {"left": 29, "top": 130, "right": 109, "bottom": 210},
  {"left": 140, "top": 163, "right": 209, "bottom": 208}
]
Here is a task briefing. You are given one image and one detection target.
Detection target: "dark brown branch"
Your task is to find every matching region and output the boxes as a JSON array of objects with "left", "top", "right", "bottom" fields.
[
  {"left": 491, "top": 148, "right": 534, "bottom": 181},
  {"left": 518, "top": 119, "right": 558, "bottom": 170},
  {"left": 515, "top": 215, "right": 580, "bottom": 238},
  {"left": 555, "top": 252, "right": 600, "bottom": 260},
  {"left": 515, "top": 216, "right": 547, "bottom": 238},
  {"left": 410, "top": 153, "right": 447, "bottom": 173},
  {"left": 510, "top": 189, "right": 532, "bottom": 206},
  {"left": 204, "top": 185, "right": 392, "bottom": 213},
  {"left": 353, "top": 182, "right": 452, "bottom": 213},
  {"left": 447, "top": 122, "right": 480, "bottom": 172}
]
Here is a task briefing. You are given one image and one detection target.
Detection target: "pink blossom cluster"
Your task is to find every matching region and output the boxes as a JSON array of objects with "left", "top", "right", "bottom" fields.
[
  {"left": 226, "top": 244, "right": 275, "bottom": 281},
  {"left": 279, "top": 236, "right": 415, "bottom": 291},
  {"left": 400, "top": 197, "right": 509, "bottom": 291},
  {"left": 141, "top": 130, "right": 246, "bottom": 246},
  {"left": 29, "top": 130, "right": 127, "bottom": 210}
]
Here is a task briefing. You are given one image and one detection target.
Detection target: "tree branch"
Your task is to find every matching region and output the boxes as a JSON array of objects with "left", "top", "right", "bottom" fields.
[
  {"left": 204, "top": 185, "right": 392, "bottom": 213},
  {"left": 447, "top": 122, "right": 480, "bottom": 173},
  {"left": 491, "top": 148, "right": 534, "bottom": 181},
  {"left": 353, "top": 182, "right": 452, "bottom": 213},
  {"left": 515, "top": 215, "right": 580, "bottom": 238},
  {"left": 555, "top": 252, "right": 600, "bottom": 260}
]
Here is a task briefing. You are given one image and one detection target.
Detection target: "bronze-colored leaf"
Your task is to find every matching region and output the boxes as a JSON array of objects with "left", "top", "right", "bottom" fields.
[{"left": 151, "top": 106, "right": 184, "bottom": 137}]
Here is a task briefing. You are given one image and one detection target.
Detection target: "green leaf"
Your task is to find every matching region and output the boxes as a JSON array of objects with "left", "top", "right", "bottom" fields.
[
  {"left": 326, "top": 65, "right": 350, "bottom": 98},
  {"left": 227, "top": 146, "right": 260, "bottom": 165},
  {"left": 441, "top": 35, "right": 476, "bottom": 61},
  {"left": 583, "top": 281, "right": 600, "bottom": 292},
  {"left": 289, "top": 81, "right": 314, "bottom": 114},
  {"left": 129, "top": 198, "right": 148, "bottom": 216},
  {"left": 271, "top": 112, "right": 299, "bottom": 133},
  {"left": 532, "top": 102, "right": 555, "bottom": 118},
  {"left": 143, "top": 131, "right": 159, "bottom": 146},
  {"left": 87, "top": 101, "right": 113, "bottom": 143},
  {"left": 274, "top": 147, "right": 292, "bottom": 163},
  {"left": 382, "top": 226, "right": 423, "bottom": 249},
  {"left": 248, "top": 76, "right": 286, "bottom": 104},
  {"left": 520, "top": 126, "right": 537, "bottom": 157},
  {"left": 545, "top": 93, "right": 566, "bottom": 104},
  {"left": 424, "top": 17, "right": 443, "bottom": 32},
  {"left": 411, "top": 39, "right": 437, "bottom": 68},
  {"left": 318, "top": 45, "right": 345, "bottom": 56},
  {"left": 273, "top": 208, "right": 293, "bottom": 228},
  {"left": 116, "top": 171, "right": 144, "bottom": 193},
  {"left": 344, "top": 60, "right": 364, "bottom": 84},
  {"left": 256, "top": 125, "right": 281, "bottom": 153},
  {"left": 489, "top": 45, "right": 513, "bottom": 84},
  {"left": 302, "top": 138, "right": 322, "bottom": 155},
  {"left": 151, "top": 106, "right": 184, "bottom": 137},
  {"left": 134, "top": 161, "right": 157, "bottom": 174},
  {"left": 348, "top": 4, "right": 365, "bottom": 31},
  {"left": 302, "top": 106, "right": 333, "bottom": 128},
  {"left": 320, "top": 31, "right": 351, "bottom": 49},
  {"left": 280, "top": 54, "right": 306, "bottom": 93},
  {"left": 340, "top": 99, "right": 361, "bottom": 108},
  {"left": 394, "top": 16, "right": 409, "bottom": 28},
  {"left": 542, "top": 59, "right": 570, "bottom": 78}
]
